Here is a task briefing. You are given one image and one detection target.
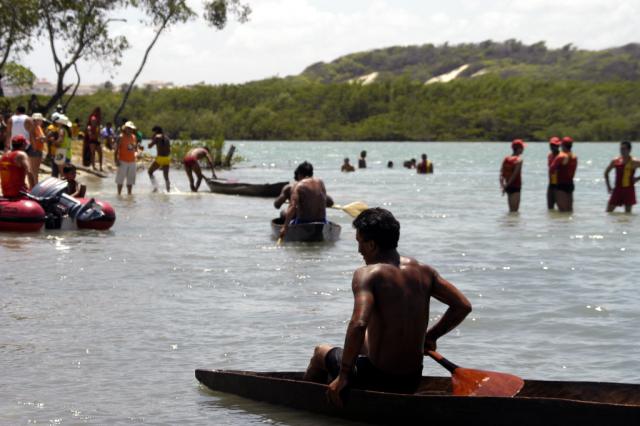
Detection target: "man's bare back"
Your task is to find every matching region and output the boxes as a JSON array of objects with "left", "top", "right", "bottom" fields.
[
  {"left": 291, "top": 177, "right": 328, "bottom": 222},
  {"left": 305, "top": 208, "right": 471, "bottom": 406}
]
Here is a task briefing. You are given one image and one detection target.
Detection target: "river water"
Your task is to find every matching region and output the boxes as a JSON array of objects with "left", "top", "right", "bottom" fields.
[{"left": 1, "top": 141, "right": 638, "bottom": 425}]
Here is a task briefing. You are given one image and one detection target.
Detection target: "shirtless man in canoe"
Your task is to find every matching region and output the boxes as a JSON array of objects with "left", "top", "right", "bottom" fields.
[
  {"left": 304, "top": 208, "right": 472, "bottom": 406},
  {"left": 279, "top": 161, "right": 334, "bottom": 239},
  {"left": 183, "top": 147, "right": 216, "bottom": 192}
]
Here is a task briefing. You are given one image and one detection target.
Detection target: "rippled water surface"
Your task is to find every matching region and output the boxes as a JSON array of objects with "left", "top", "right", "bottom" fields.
[{"left": 1, "top": 141, "right": 638, "bottom": 425}]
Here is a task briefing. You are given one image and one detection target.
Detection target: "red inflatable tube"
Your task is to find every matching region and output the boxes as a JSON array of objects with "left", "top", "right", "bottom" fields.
[{"left": 0, "top": 198, "right": 46, "bottom": 232}]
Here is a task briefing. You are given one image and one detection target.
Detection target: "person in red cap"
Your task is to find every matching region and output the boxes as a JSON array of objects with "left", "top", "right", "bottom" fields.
[
  {"left": 500, "top": 139, "right": 525, "bottom": 212},
  {"left": 549, "top": 136, "right": 578, "bottom": 212},
  {"left": 604, "top": 141, "right": 640, "bottom": 213},
  {"left": 547, "top": 137, "right": 561, "bottom": 209},
  {"left": 0, "top": 135, "right": 36, "bottom": 198}
]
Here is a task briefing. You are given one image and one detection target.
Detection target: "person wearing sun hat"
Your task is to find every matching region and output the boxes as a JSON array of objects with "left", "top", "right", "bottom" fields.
[
  {"left": 500, "top": 139, "right": 526, "bottom": 212},
  {"left": 549, "top": 136, "right": 578, "bottom": 212},
  {"left": 114, "top": 121, "right": 139, "bottom": 195},
  {"left": 547, "top": 136, "right": 561, "bottom": 210}
]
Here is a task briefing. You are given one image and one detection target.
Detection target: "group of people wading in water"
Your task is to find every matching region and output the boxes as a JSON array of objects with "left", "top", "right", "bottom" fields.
[{"left": 501, "top": 137, "right": 640, "bottom": 213}]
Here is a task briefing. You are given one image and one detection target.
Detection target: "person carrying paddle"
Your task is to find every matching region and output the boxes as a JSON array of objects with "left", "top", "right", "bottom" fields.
[
  {"left": 183, "top": 147, "right": 216, "bottom": 192},
  {"left": 278, "top": 161, "right": 334, "bottom": 239},
  {"left": 604, "top": 141, "right": 640, "bottom": 213},
  {"left": 304, "top": 208, "right": 472, "bottom": 406},
  {"left": 147, "top": 126, "right": 171, "bottom": 192},
  {"left": 500, "top": 139, "right": 525, "bottom": 213}
]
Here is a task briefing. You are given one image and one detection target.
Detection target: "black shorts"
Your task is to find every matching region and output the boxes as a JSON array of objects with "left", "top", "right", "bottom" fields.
[
  {"left": 325, "top": 347, "right": 421, "bottom": 394},
  {"left": 548, "top": 184, "right": 558, "bottom": 190},
  {"left": 505, "top": 186, "right": 521, "bottom": 194},
  {"left": 556, "top": 183, "right": 575, "bottom": 193}
]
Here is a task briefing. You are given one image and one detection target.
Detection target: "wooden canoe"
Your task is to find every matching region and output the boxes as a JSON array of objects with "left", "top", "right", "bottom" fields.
[
  {"left": 195, "top": 370, "right": 640, "bottom": 426},
  {"left": 271, "top": 218, "right": 341, "bottom": 242},
  {"left": 206, "top": 179, "right": 288, "bottom": 197}
]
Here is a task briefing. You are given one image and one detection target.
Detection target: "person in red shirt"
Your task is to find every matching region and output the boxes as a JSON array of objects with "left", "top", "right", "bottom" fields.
[
  {"left": 547, "top": 137, "right": 561, "bottom": 210},
  {"left": 0, "top": 135, "right": 36, "bottom": 198},
  {"left": 500, "top": 139, "right": 525, "bottom": 212},
  {"left": 549, "top": 137, "right": 578, "bottom": 212},
  {"left": 604, "top": 141, "right": 640, "bottom": 213}
]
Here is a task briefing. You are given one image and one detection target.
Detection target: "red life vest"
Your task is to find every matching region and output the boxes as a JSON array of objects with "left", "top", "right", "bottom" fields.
[
  {"left": 614, "top": 157, "right": 635, "bottom": 189},
  {"left": 501, "top": 155, "right": 522, "bottom": 188},
  {"left": 556, "top": 152, "right": 577, "bottom": 185},
  {"left": 0, "top": 151, "right": 27, "bottom": 198}
]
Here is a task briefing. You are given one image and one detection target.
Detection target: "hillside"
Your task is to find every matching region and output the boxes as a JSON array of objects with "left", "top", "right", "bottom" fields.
[{"left": 300, "top": 40, "right": 640, "bottom": 84}]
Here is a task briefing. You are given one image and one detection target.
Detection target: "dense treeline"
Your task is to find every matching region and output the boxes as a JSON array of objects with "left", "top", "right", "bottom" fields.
[
  {"left": 8, "top": 75, "right": 640, "bottom": 141},
  {"left": 302, "top": 40, "right": 640, "bottom": 83}
]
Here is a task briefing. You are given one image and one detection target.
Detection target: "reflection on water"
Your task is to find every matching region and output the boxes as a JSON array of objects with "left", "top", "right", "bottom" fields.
[{"left": 1, "top": 142, "right": 638, "bottom": 425}]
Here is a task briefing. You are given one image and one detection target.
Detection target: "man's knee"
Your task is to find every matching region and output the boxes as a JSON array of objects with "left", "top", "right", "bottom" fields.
[{"left": 312, "top": 344, "right": 332, "bottom": 364}]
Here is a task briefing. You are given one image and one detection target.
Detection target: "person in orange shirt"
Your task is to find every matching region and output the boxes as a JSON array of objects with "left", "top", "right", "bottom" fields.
[
  {"left": 547, "top": 137, "right": 561, "bottom": 210},
  {"left": 30, "top": 113, "right": 47, "bottom": 184},
  {"left": 500, "top": 139, "right": 525, "bottom": 212},
  {"left": 549, "top": 137, "right": 578, "bottom": 212},
  {"left": 604, "top": 141, "right": 640, "bottom": 213},
  {"left": 114, "top": 121, "right": 139, "bottom": 195}
]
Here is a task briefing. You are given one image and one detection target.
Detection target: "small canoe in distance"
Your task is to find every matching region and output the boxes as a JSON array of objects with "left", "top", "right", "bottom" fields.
[
  {"left": 206, "top": 179, "right": 288, "bottom": 197},
  {"left": 271, "top": 217, "right": 341, "bottom": 242},
  {"left": 195, "top": 370, "right": 640, "bottom": 426}
]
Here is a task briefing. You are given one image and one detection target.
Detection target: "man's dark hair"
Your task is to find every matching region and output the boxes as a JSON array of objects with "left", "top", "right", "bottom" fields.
[
  {"left": 63, "top": 164, "right": 76, "bottom": 174},
  {"left": 152, "top": 125, "right": 162, "bottom": 133},
  {"left": 16, "top": 105, "right": 26, "bottom": 113},
  {"left": 421, "top": 153, "right": 427, "bottom": 160},
  {"left": 360, "top": 150, "right": 366, "bottom": 157},
  {"left": 295, "top": 161, "right": 313, "bottom": 178},
  {"left": 353, "top": 208, "right": 400, "bottom": 250},
  {"left": 621, "top": 141, "right": 632, "bottom": 151}
]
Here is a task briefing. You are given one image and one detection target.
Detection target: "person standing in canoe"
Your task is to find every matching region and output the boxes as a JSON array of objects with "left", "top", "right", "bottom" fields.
[
  {"left": 549, "top": 137, "right": 578, "bottom": 212},
  {"left": 604, "top": 141, "right": 640, "bottom": 213},
  {"left": 183, "top": 147, "right": 216, "bottom": 192},
  {"left": 279, "top": 161, "right": 334, "bottom": 240},
  {"left": 547, "top": 137, "right": 561, "bottom": 210},
  {"left": 147, "top": 126, "right": 171, "bottom": 192},
  {"left": 304, "top": 208, "right": 471, "bottom": 405},
  {"left": 416, "top": 153, "right": 433, "bottom": 174},
  {"left": 500, "top": 139, "right": 525, "bottom": 212},
  {"left": 114, "top": 121, "right": 139, "bottom": 195}
]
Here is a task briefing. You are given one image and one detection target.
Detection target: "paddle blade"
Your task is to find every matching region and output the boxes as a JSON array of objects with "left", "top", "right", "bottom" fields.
[
  {"left": 340, "top": 201, "right": 369, "bottom": 218},
  {"left": 451, "top": 367, "right": 524, "bottom": 397},
  {"left": 276, "top": 237, "right": 283, "bottom": 246}
]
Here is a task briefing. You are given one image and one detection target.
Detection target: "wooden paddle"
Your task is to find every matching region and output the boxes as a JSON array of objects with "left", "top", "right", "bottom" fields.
[
  {"left": 427, "top": 350, "right": 524, "bottom": 397},
  {"left": 330, "top": 201, "right": 368, "bottom": 218}
]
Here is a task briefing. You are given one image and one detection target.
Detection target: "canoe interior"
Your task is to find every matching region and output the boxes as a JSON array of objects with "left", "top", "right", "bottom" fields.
[
  {"left": 271, "top": 217, "right": 341, "bottom": 242},
  {"left": 207, "top": 180, "right": 288, "bottom": 197}
]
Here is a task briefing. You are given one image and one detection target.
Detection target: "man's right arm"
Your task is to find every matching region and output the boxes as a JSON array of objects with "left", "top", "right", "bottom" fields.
[{"left": 424, "top": 267, "right": 472, "bottom": 352}]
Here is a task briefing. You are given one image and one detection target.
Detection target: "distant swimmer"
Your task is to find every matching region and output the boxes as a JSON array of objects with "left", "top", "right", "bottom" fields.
[
  {"left": 304, "top": 208, "right": 471, "bottom": 404},
  {"left": 549, "top": 137, "right": 578, "bottom": 212},
  {"left": 358, "top": 150, "right": 367, "bottom": 168},
  {"left": 500, "top": 139, "right": 525, "bottom": 213},
  {"left": 341, "top": 157, "right": 355, "bottom": 172},
  {"left": 387, "top": 161, "right": 393, "bottom": 168},
  {"left": 403, "top": 158, "right": 416, "bottom": 169},
  {"left": 0, "top": 135, "right": 36, "bottom": 198},
  {"left": 183, "top": 146, "right": 216, "bottom": 192},
  {"left": 416, "top": 153, "right": 433, "bottom": 174},
  {"left": 279, "top": 161, "right": 334, "bottom": 240},
  {"left": 147, "top": 126, "right": 171, "bottom": 192},
  {"left": 547, "top": 137, "right": 561, "bottom": 210},
  {"left": 604, "top": 141, "right": 640, "bottom": 213}
]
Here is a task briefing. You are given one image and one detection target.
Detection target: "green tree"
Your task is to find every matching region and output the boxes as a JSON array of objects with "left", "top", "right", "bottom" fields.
[{"left": 0, "top": 0, "right": 38, "bottom": 96}]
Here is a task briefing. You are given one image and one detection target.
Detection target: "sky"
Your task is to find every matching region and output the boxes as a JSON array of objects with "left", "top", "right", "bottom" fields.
[{"left": 19, "top": 0, "right": 640, "bottom": 86}]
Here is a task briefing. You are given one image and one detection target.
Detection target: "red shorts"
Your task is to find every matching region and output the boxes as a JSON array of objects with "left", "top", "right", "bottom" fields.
[
  {"left": 609, "top": 186, "right": 636, "bottom": 206},
  {"left": 183, "top": 156, "right": 197, "bottom": 167}
]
